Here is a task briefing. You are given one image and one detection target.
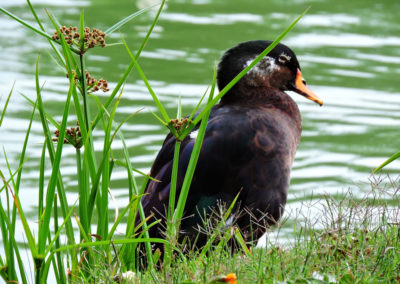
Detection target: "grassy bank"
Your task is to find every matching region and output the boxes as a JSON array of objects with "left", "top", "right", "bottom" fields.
[{"left": 114, "top": 177, "right": 399, "bottom": 283}]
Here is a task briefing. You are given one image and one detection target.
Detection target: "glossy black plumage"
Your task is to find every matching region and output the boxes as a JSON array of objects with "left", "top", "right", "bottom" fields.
[{"left": 139, "top": 40, "right": 322, "bottom": 249}]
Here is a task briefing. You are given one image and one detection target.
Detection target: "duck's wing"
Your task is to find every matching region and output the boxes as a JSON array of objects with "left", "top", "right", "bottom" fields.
[{"left": 140, "top": 107, "right": 255, "bottom": 223}]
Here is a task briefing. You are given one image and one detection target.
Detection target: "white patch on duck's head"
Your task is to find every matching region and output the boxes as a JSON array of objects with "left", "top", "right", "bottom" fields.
[
  {"left": 189, "top": 129, "right": 199, "bottom": 140},
  {"left": 244, "top": 56, "right": 280, "bottom": 78}
]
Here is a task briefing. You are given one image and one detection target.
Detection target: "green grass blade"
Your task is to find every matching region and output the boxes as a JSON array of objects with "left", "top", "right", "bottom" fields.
[
  {"left": 234, "top": 227, "right": 251, "bottom": 257},
  {"left": 187, "top": 87, "right": 208, "bottom": 123},
  {"left": 74, "top": 213, "right": 91, "bottom": 243},
  {"left": 53, "top": 238, "right": 171, "bottom": 254},
  {"left": 90, "top": 62, "right": 135, "bottom": 135},
  {"left": 19, "top": 93, "right": 62, "bottom": 129},
  {"left": 0, "top": 202, "right": 10, "bottom": 281},
  {"left": 79, "top": 50, "right": 91, "bottom": 132},
  {"left": 168, "top": 141, "right": 181, "bottom": 220},
  {"left": 150, "top": 111, "right": 168, "bottom": 126},
  {"left": 14, "top": 98, "right": 36, "bottom": 198},
  {"left": 0, "top": 187, "right": 17, "bottom": 281},
  {"left": 118, "top": 128, "right": 155, "bottom": 267},
  {"left": 86, "top": 95, "right": 144, "bottom": 219},
  {"left": 0, "top": 6, "right": 78, "bottom": 55},
  {"left": 135, "top": 0, "right": 166, "bottom": 58},
  {"left": 26, "top": 0, "right": 66, "bottom": 67},
  {"left": 38, "top": 142, "right": 46, "bottom": 224},
  {"left": 44, "top": 199, "right": 77, "bottom": 257},
  {"left": 374, "top": 151, "right": 400, "bottom": 173},
  {"left": 77, "top": 11, "right": 93, "bottom": 234},
  {"left": 98, "top": 95, "right": 121, "bottom": 240},
  {"left": 173, "top": 66, "right": 217, "bottom": 224},
  {"left": 199, "top": 192, "right": 240, "bottom": 259},
  {"left": 120, "top": 177, "right": 149, "bottom": 269},
  {"left": 79, "top": 11, "right": 85, "bottom": 52},
  {"left": 38, "top": 62, "right": 73, "bottom": 254},
  {"left": 122, "top": 37, "right": 170, "bottom": 122},
  {"left": 1, "top": 171, "right": 38, "bottom": 257},
  {"left": 4, "top": 97, "right": 37, "bottom": 283},
  {"left": 78, "top": 15, "right": 93, "bottom": 159},
  {"left": 164, "top": 141, "right": 181, "bottom": 265},
  {"left": 107, "top": 194, "right": 141, "bottom": 241},
  {"left": 177, "top": 96, "right": 182, "bottom": 119},
  {"left": 114, "top": 159, "right": 158, "bottom": 181},
  {"left": 89, "top": 0, "right": 164, "bottom": 132},
  {"left": 105, "top": 4, "right": 160, "bottom": 35},
  {"left": 1, "top": 151, "right": 19, "bottom": 280},
  {"left": 76, "top": 147, "right": 89, "bottom": 238},
  {"left": 0, "top": 81, "right": 14, "bottom": 127},
  {"left": 0, "top": 163, "right": 24, "bottom": 194},
  {"left": 46, "top": 195, "right": 61, "bottom": 284},
  {"left": 0, "top": 7, "right": 53, "bottom": 41},
  {"left": 0, "top": 201, "right": 27, "bottom": 283},
  {"left": 46, "top": 50, "right": 66, "bottom": 71},
  {"left": 52, "top": 195, "right": 66, "bottom": 284}
]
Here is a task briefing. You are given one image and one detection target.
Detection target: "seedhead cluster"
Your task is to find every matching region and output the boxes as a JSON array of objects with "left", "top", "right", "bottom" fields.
[
  {"left": 170, "top": 118, "right": 192, "bottom": 134},
  {"left": 52, "top": 121, "right": 82, "bottom": 148},
  {"left": 84, "top": 70, "right": 109, "bottom": 93},
  {"left": 52, "top": 26, "right": 106, "bottom": 53},
  {"left": 67, "top": 70, "right": 109, "bottom": 93}
]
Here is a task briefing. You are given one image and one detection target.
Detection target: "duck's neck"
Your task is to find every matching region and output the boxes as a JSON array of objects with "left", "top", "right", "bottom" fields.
[{"left": 220, "top": 85, "right": 301, "bottom": 120}]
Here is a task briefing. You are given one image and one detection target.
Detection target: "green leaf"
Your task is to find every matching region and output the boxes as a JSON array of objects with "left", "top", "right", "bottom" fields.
[
  {"left": 188, "top": 87, "right": 208, "bottom": 123},
  {"left": 27, "top": 0, "right": 66, "bottom": 67},
  {"left": 0, "top": 81, "right": 14, "bottom": 127},
  {"left": 373, "top": 151, "right": 400, "bottom": 174},
  {"left": 90, "top": 0, "right": 165, "bottom": 132},
  {"left": 1, "top": 170, "right": 38, "bottom": 257},
  {"left": 44, "top": 200, "right": 78, "bottom": 256},
  {"left": 233, "top": 227, "right": 251, "bottom": 257},
  {"left": 177, "top": 96, "right": 182, "bottom": 119},
  {"left": 79, "top": 11, "right": 85, "bottom": 52},
  {"left": 122, "top": 37, "right": 170, "bottom": 123},
  {"left": 52, "top": 195, "right": 66, "bottom": 284},
  {"left": 107, "top": 194, "right": 142, "bottom": 241},
  {"left": 0, "top": 200, "right": 27, "bottom": 283},
  {"left": 105, "top": 3, "right": 161, "bottom": 35},
  {"left": 0, "top": 7, "right": 53, "bottom": 41},
  {"left": 173, "top": 64, "right": 217, "bottom": 229},
  {"left": 151, "top": 111, "right": 168, "bottom": 125},
  {"left": 134, "top": 0, "right": 166, "bottom": 58},
  {"left": 374, "top": 151, "right": 400, "bottom": 173},
  {"left": 38, "top": 56, "right": 73, "bottom": 254}
]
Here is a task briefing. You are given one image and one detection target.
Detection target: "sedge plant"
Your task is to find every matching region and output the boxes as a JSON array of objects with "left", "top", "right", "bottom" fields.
[{"left": 0, "top": 1, "right": 168, "bottom": 282}]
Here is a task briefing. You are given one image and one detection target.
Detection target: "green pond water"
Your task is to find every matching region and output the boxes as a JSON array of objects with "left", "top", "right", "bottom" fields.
[{"left": 1, "top": 0, "right": 400, "bottom": 246}]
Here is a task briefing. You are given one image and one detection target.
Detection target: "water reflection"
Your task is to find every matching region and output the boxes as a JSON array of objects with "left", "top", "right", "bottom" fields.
[{"left": 286, "top": 33, "right": 400, "bottom": 48}]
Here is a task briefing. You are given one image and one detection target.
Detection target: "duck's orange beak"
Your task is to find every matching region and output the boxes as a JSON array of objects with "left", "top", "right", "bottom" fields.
[{"left": 291, "top": 69, "right": 323, "bottom": 106}]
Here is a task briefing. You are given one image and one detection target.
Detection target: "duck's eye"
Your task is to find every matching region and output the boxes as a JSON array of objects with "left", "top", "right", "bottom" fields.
[{"left": 278, "top": 54, "right": 291, "bottom": 64}]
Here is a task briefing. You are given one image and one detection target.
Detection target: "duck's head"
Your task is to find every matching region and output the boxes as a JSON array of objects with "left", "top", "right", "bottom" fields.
[{"left": 217, "top": 40, "right": 323, "bottom": 106}]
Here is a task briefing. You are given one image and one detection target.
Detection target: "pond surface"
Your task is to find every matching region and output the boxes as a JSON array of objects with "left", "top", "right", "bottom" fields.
[{"left": 1, "top": 0, "right": 400, "bottom": 244}]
